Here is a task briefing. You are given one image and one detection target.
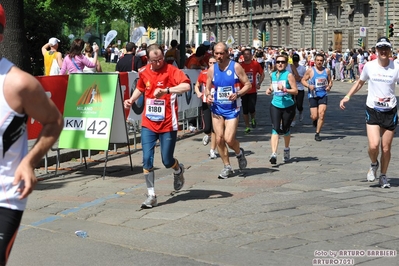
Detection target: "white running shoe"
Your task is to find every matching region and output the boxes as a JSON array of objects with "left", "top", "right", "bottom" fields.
[
  {"left": 202, "top": 135, "right": 210, "bottom": 146},
  {"left": 290, "top": 121, "right": 296, "bottom": 127},
  {"left": 367, "top": 161, "right": 379, "bottom": 182},
  {"left": 209, "top": 149, "right": 217, "bottom": 159},
  {"left": 379, "top": 175, "right": 390, "bottom": 188}
]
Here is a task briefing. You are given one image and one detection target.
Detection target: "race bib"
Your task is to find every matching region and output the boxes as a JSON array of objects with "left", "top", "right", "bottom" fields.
[
  {"left": 246, "top": 72, "right": 253, "bottom": 83},
  {"left": 217, "top": 86, "right": 233, "bottom": 104},
  {"left": 146, "top": 99, "right": 166, "bottom": 121},
  {"left": 374, "top": 96, "right": 395, "bottom": 111},
  {"left": 272, "top": 80, "right": 287, "bottom": 97},
  {"left": 315, "top": 78, "right": 327, "bottom": 91}
]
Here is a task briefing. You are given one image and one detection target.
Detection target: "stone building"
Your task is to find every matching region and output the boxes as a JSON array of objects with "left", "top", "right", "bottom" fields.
[{"left": 183, "top": 0, "right": 398, "bottom": 51}]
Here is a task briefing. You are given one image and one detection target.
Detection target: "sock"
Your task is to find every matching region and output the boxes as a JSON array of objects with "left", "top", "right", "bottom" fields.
[
  {"left": 236, "top": 149, "right": 242, "bottom": 157},
  {"left": 371, "top": 162, "right": 378, "bottom": 166},
  {"left": 225, "top": 164, "right": 232, "bottom": 169},
  {"left": 284, "top": 147, "right": 290, "bottom": 151},
  {"left": 147, "top": 187, "right": 155, "bottom": 196},
  {"left": 174, "top": 166, "right": 181, "bottom": 175}
]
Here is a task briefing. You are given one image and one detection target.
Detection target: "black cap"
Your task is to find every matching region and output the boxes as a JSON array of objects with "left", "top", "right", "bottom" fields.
[
  {"left": 292, "top": 54, "right": 300, "bottom": 61},
  {"left": 376, "top": 37, "right": 392, "bottom": 48}
]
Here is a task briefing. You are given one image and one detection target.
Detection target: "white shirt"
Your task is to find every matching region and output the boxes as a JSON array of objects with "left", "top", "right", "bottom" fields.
[{"left": 361, "top": 59, "right": 399, "bottom": 111}]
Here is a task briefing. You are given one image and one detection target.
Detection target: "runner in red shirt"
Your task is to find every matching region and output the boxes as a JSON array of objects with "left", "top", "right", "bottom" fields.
[
  {"left": 124, "top": 44, "right": 190, "bottom": 208},
  {"left": 239, "top": 48, "right": 265, "bottom": 133},
  {"left": 194, "top": 56, "right": 218, "bottom": 159}
]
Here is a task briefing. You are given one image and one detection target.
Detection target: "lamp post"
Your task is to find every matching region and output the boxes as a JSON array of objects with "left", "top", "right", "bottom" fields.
[
  {"left": 311, "top": 0, "right": 314, "bottom": 48},
  {"left": 199, "top": 0, "right": 203, "bottom": 44},
  {"left": 215, "top": 0, "right": 221, "bottom": 42},
  {"left": 386, "top": 0, "right": 389, "bottom": 38},
  {"left": 248, "top": 0, "right": 253, "bottom": 46}
]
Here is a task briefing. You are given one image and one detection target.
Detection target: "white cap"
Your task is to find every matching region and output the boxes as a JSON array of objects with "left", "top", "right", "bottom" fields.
[{"left": 49, "top": 37, "right": 60, "bottom": 46}]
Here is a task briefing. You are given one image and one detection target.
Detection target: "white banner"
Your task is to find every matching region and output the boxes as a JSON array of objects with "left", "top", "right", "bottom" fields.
[{"left": 104, "top": 30, "right": 118, "bottom": 48}]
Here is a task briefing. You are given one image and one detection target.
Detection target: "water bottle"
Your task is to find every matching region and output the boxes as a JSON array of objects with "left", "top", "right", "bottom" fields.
[{"left": 75, "top": 230, "right": 88, "bottom": 238}]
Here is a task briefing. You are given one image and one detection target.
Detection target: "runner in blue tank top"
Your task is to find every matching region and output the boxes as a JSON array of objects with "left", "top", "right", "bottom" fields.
[
  {"left": 301, "top": 53, "right": 333, "bottom": 141},
  {"left": 205, "top": 42, "right": 252, "bottom": 179}
]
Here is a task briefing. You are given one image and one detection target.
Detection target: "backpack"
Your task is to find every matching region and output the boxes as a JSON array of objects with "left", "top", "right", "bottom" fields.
[{"left": 49, "top": 59, "right": 60, "bottom": 75}]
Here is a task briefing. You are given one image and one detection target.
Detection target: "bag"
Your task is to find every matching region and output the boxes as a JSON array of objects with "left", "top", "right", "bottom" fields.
[
  {"left": 49, "top": 59, "right": 60, "bottom": 75},
  {"left": 346, "top": 63, "right": 353, "bottom": 70}
]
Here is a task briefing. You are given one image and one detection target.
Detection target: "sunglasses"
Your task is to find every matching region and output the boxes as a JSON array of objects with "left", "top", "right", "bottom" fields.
[
  {"left": 276, "top": 60, "right": 286, "bottom": 64},
  {"left": 209, "top": 61, "right": 216, "bottom": 64}
]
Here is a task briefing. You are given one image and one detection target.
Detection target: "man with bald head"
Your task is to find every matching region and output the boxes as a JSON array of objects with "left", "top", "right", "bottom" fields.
[{"left": 205, "top": 42, "right": 252, "bottom": 179}]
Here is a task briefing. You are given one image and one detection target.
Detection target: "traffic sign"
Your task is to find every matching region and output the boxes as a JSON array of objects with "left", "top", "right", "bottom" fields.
[{"left": 359, "top": 27, "right": 367, "bottom": 37}]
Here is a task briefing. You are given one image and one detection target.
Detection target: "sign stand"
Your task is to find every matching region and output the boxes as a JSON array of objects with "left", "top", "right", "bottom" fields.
[
  {"left": 58, "top": 73, "right": 133, "bottom": 179},
  {"left": 102, "top": 78, "right": 133, "bottom": 179}
]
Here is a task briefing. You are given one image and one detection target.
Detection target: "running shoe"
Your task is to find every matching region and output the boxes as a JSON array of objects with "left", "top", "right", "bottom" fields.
[
  {"left": 269, "top": 153, "right": 277, "bottom": 165},
  {"left": 315, "top": 133, "right": 321, "bottom": 141},
  {"left": 251, "top": 118, "right": 257, "bottom": 128},
  {"left": 291, "top": 121, "right": 296, "bottom": 127},
  {"left": 366, "top": 161, "right": 379, "bottom": 182},
  {"left": 283, "top": 148, "right": 290, "bottom": 163},
  {"left": 209, "top": 149, "right": 217, "bottom": 159},
  {"left": 299, "top": 112, "right": 304, "bottom": 122},
  {"left": 202, "top": 135, "right": 210, "bottom": 146},
  {"left": 236, "top": 148, "right": 247, "bottom": 169},
  {"left": 173, "top": 164, "right": 185, "bottom": 191},
  {"left": 141, "top": 195, "right": 158, "bottom": 208},
  {"left": 379, "top": 175, "right": 390, "bottom": 188},
  {"left": 218, "top": 165, "right": 233, "bottom": 179},
  {"left": 245, "top": 127, "right": 251, "bottom": 134}
]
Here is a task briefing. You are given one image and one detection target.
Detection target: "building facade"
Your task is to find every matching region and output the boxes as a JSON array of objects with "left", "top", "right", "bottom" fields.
[{"left": 183, "top": 0, "right": 398, "bottom": 51}]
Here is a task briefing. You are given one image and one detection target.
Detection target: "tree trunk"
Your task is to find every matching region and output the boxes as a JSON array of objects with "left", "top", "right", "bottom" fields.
[{"left": 0, "top": 0, "right": 31, "bottom": 72}]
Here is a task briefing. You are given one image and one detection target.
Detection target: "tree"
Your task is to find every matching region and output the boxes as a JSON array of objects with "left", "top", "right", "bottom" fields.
[{"left": 0, "top": 0, "right": 31, "bottom": 72}]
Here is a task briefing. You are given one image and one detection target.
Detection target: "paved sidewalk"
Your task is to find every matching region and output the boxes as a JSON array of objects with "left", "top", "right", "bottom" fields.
[{"left": 9, "top": 78, "right": 399, "bottom": 266}]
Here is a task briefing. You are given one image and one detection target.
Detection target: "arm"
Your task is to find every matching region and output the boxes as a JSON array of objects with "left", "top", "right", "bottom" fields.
[
  {"left": 124, "top": 88, "right": 143, "bottom": 109},
  {"left": 56, "top": 52, "right": 63, "bottom": 68},
  {"left": 60, "top": 56, "right": 68, "bottom": 75},
  {"left": 290, "top": 64, "right": 301, "bottom": 82},
  {"left": 234, "top": 63, "right": 251, "bottom": 98},
  {"left": 205, "top": 65, "right": 214, "bottom": 104},
  {"left": 339, "top": 79, "right": 366, "bottom": 110},
  {"left": 301, "top": 69, "right": 314, "bottom": 90},
  {"left": 41, "top": 43, "right": 50, "bottom": 56},
  {"left": 5, "top": 68, "right": 63, "bottom": 199},
  {"left": 96, "top": 60, "right": 102, "bottom": 72},
  {"left": 286, "top": 73, "right": 298, "bottom": 96},
  {"left": 194, "top": 79, "right": 202, "bottom": 98},
  {"left": 257, "top": 66, "right": 265, "bottom": 90},
  {"left": 326, "top": 69, "right": 333, "bottom": 91}
]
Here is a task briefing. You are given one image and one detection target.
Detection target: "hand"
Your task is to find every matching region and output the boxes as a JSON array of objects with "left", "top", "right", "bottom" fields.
[
  {"left": 153, "top": 88, "right": 166, "bottom": 99},
  {"left": 197, "top": 92, "right": 203, "bottom": 98},
  {"left": 12, "top": 161, "right": 37, "bottom": 200},
  {"left": 206, "top": 94, "right": 213, "bottom": 104},
  {"left": 228, "top": 92, "right": 239, "bottom": 101},
  {"left": 124, "top": 99, "right": 133, "bottom": 109},
  {"left": 266, "top": 87, "right": 272, "bottom": 95},
  {"left": 93, "top": 45, "right": 99, "bottom": 53},
  {"left": 339, "top": 97, "right": 349, "bottom": 110},
  {"left": 326, "top": 86, "right": 331, "bottom": 92}
]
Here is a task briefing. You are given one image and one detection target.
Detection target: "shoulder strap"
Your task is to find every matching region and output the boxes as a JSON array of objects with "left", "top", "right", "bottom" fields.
[
  {"left": 71, "top": 57, "right": 81, "bottom": 71},
  {"left": 131, "top": 55, "right": 135, "bottom": 71}
]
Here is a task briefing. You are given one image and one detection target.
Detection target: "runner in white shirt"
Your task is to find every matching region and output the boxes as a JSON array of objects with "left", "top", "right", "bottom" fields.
[{"left": 340, "top": 37, "right": 399, "bottom": 188}]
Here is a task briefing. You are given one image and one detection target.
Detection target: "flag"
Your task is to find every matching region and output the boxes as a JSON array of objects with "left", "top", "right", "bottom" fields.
[
  {"left": 210, "top": 32, "right": 216, "bottom": 43},
  {"left": 104, "top": 30, "right": 118, "bottom": 48},
  {"left": 226, "top": 35, "right": 235, "bottom": 47},
  {"left": 131, "top": 27, "right": 146, "bottom": 43}
]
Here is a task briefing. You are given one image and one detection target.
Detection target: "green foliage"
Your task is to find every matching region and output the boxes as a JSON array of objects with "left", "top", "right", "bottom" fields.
[
  {"left": 22, "top": 0, "right": 187, "bottom": 75},
  {"left": 127, "top": 0, "right": 187, "bottom": 28}
]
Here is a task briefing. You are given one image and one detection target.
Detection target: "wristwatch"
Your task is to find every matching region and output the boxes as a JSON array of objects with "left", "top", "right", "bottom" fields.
[{"left": 166, "top": 87, "right": 170, "bottom": 94}]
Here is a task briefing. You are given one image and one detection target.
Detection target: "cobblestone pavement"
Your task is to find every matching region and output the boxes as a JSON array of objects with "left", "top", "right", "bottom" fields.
[{"left": 8, "top": 76, "right": 399, "bottom": 266}]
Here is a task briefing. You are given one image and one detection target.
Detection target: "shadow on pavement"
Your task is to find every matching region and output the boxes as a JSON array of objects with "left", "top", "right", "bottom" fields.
[{"left": 158, "top": 189, "right": 233, "bottom": 206}]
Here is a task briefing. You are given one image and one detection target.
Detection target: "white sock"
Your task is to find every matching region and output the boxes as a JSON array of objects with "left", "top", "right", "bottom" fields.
[
  {"left": 147, "top": 187, "right": 155, "bottom": 196},
  {"left": 174, "top": 166, "right": 181, "bottom": 175},
  {"left": 236, "top": 150, "right": 242, "bottom": 157}
]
